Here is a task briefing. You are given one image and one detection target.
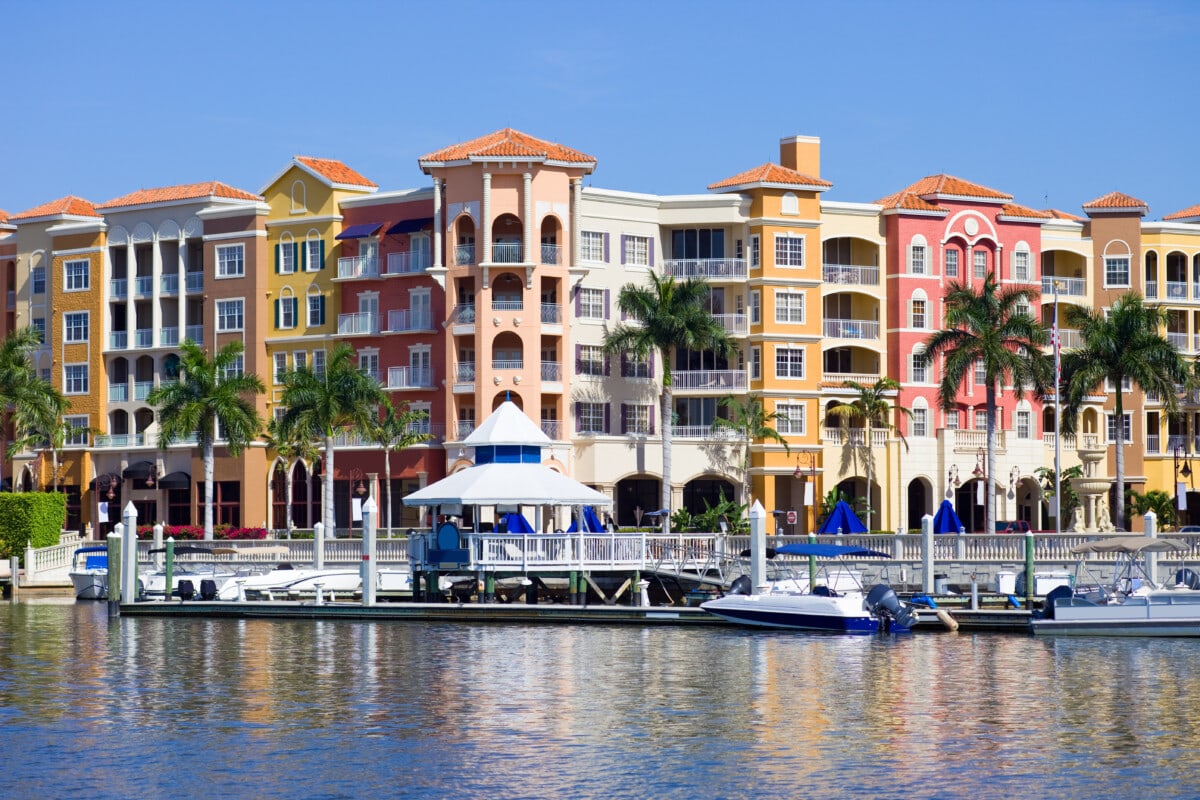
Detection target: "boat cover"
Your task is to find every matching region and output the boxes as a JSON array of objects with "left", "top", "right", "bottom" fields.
[
  {"left": 1069, "top": 536, "right": 1190, "bottom": 554},
  {"left": 817, "top": 500, "right": 868, "bottom": 534},
  {"left": 775, "top": 543, "right": 892, "bottom": 559}
]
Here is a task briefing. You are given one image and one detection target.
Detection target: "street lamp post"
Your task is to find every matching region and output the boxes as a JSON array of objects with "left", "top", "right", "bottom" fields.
[{"left": 1175, "top": 445, "right": 1192, "bottom": 521}]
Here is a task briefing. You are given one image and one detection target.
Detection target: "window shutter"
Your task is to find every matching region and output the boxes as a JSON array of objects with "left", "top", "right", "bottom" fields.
[
  {"left": 648, "top": 237, "right": 655, "bottom": 267},
  {"left": 291, "top": 242, "right": 299, "bottom": 271},
  {"left": 319, "top": 239, "right": 326, "bottom": 270},
  {"left": 620, "top": 235, "right": 628, "bottom": 265},
  {"left": 301, "top": 242, "right": 308, "bottom": 271},
  {"left": 574, "top": 288, "right": 582, "bottom": 316},
  {"left": 906, "top": 245, "right": 914, "bottom": 273},
  {"left": 604, "top": 355, "right": 610, "bottom": 376},
  {"left": 575, "top": 344, "right": 582, "bottom": 373},
  {"left": 574, "top": 402, "right": 581, "bottom": 433},
  {"left": 604, "top": 289, "right": 610, "bottom": 319},
  {"left": 274, "top": 299, "right": 280, "bottom": 328},
  {"left": 620, "top": 404, "right": 628, "bottom": 434},
  {"left": 318, "top": 296, "right": 326, "bottom": 325},
  {"left": 274, "top": 243, "right": 281, "bottom": 274},
  {"left": 290, "top": 298, "right": 299, "bottom": 326},
  {"left": 603, "top": 403, "right": 610, "bottom": 433},
  {"left": 603, "top": 233, "right": 610, "bottom": 262},
  {"left": 648, "top": 351, "right": 655, "bottom": 378},
  {"left": 649, "top": 405, "right": 655, "bottom": 435},
  {"left": 620, "top": 353, "right": 628, "bottom": 378}
]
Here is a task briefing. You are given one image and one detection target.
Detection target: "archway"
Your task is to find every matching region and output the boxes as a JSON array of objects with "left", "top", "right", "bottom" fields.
[
  {"left": 616, "top": 476, "right": 662, "bottom": 528},
  {"left": 955, "top": 480, "right": 986, "bottom": 532},
  {"left": 907, "top": 477, "right": 932, "bottom": 532},
  {"left": 682, "top": 477, "right": 737, "bottom": 517}
]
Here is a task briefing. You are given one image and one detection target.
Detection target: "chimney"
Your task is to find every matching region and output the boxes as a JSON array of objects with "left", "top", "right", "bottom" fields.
[{"left": 779, "top": 135, "right": 821, "bottom": 178}]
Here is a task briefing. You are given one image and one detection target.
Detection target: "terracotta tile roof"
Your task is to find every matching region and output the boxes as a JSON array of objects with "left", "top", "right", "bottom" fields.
[
  {"left": 1164, "top": 203, "right": 1200, "bottom": 221},
  {"left": 1043, "top": 208, "right": 1086, "bottom": 222},
  {"left": 98, "top": 180, "right": 261, "bottom": 209},
  {"left": 9, "top": 195, "right": 100, "bottom": 221},
  {"left": 879, "top": 174, "right": 1012, "bottom": 205},
  {"left": 0, "top": 210, "right": 7, "bottom": 223},
  {"left": 874, "top": 190, "right": 945, "bottom": 213},
  {"left": 419, "top": 128, "right": 595, "bottom": 165},
  {"left": 707, "top": 162, "right": 831, "bottom": 191},
  {"left": 1082, "top": 191, "right": 1148, "bottom": 212},
  {"left": 295, "top": 156, "right": 377, "bottom": 188},
  {"left": 999, "top": 203, "right": 1053, "bottom": 219}
]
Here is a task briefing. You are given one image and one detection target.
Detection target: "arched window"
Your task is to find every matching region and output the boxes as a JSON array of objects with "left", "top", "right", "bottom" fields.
[
  {"left": 910, "top": 343, "right": 928, "bottom": 384},
  {"left": 911, "top": 397, "right": 929, "bottom": 437},
  {"left": 908, "top": 234, "right": 928, "bottom": 274},
  {"left": 1012, "top": 241, "right": 1032, "bottom": 281},
  {"left": 290, "top": 180, "right": 306, "bottom": 213},
  {"left": 909, "top": 289, "right": 929, "bottom": 329}
]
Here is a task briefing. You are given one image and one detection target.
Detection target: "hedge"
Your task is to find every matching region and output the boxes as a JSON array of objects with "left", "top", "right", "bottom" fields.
[
  {"left": 0, "top": 493, "right": 67, "bottom": 558},
  {"left": 133, "top": 524, "right": 268, "bottom": 541}
]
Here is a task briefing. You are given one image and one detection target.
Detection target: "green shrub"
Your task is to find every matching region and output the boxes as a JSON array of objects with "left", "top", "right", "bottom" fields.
[{"left": 0, "top": 493, "right": 67, "bottom": 558}]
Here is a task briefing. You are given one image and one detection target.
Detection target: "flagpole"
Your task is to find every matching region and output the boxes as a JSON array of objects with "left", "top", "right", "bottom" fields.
[{"left": 1053, "top": 280, "right": 1062, "bottom": 536}]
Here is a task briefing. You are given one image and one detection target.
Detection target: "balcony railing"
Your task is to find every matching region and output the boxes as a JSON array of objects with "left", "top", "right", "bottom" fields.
[
  {"left": 1146, "top": 280, "right": 1158, "bottom": 298},
  {"left": 93, "top": 434, "right": 146, "bottom": 448},
  {"left": 1057, "top": 328, "right": 1081, "bottom": 349},
  {"left": 110, "top": 279, "right": 127, "bottom": 299},
  {"left": 185, "top": 325, "right": 203, "bottom": 345},
  {"left": 161, "top": 327, "right": 179, "bottom": 346},
  {"left": 108, "top": 384, "right": 129, "bottom": 402},
  {"left": 673, "top": 370, "right": 747, "bottom": 391},
  {"left": 1167, "top": 281, "right": 1188, "bottom": 299},
  {"left": 452, "top": 303, "right": 476, "bottom": 325},
  {"left": 337, "top": 312, "right": 379, "bottom": 336},
  {"left": 134, "top": 381, "right": 153, "bottom": 401},
  {"left": 1042, "top": 276, "right": 1086, "bottom": 296},
  {"left": 385, "top": 251, "right": 430, "bottom": 275},
  {"left": 541, "top": 244, "right": 561, "bottom": 265},
  {"left": 161, "top": 275, "right": 179, "bottom": 295},
  {"left": 540, "top": 361, "right": 562, "bottom": 381},
  {"left": 386, "top": 366, "right": 434, "bottom": 389},
  {"left": 672, "top": 426, "right": 740, "bottom": 440},
  {"left": 822, "top": 427, "right": 889, "bottom": 446},
  {"left": 492, "top": 359, "right": 523, "bottom": 370},
  {"left": 541, "top": 303, "right": 561, "bottom": 324},
  {"left": 492, "top": 298, "right": 523, "bottom": 311},
  {"left": 824, "top": 372, "right": 882, "bottom": 386},
  {"left": 541, "top": 420, "right": 561, "bottom": 439},
  {"left": 824, "top": 319, "right": 880, "bottom": 340},
  {"left": 455, "top": 362, "right": 476, "bottom": 382},
  {"left": 714, "top": 313, "right": 748, "bottom": 335},
  {"left": 186, "top": 272, "right": 203, "bottom": 293},
  {"left": 135, "top": 329, "right": 152, "bottom": 348},
  {"left": 455, "top": 244, "right": 476, "bottom": 265},
  {"left": 110, "top": 332, "right": 127, "bottom": 349},
  {"left": 491, "top": 243, "right": 522, "bottom": 263},
  {"left": 337, "top": 256, "right": 379, "bottom": 280},
  {"left": 386, "top": 309, "right": 433, "bottom": 333},
  {"left": 1147, "top": 434, "right": 1161, "bottom": 454},
  {"left": 1168, "top": 332, "right": 1188, "bottom": 349},
  {"left": 662, "top": 258, "right": 747, "bottom": 280},
  {"left": 823, "top": 264, "right": 880, "bottom": 285},
  {"left": 135, "top": 276, "right": 153, "bottom": 296},
  {"left": 455, "top": 422, "right": 476, "bottom": 439},
  {"left": 951, "top": 429, "right": 1008, "bottom": 451}
]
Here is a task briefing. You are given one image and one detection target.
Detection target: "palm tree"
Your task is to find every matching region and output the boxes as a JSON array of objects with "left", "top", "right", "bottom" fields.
[
  {"left": 603, "top": 273, "right": 735, "bottom": 531},
  {"left": 1062, "top": 293, "right": 1189, "bottom": 531},
  {"left": 277, "top": 342, "right": 384, "bottom": 537},
  {"left": 710, "top": 394, "right": 789, "bottom": 508},
  {"left": 263, "top": 416, "right": 319, "bottom": 535},
  {"left": 825, "top": 378, "right": 911, "bottom": 529},
  {"left": 924, "top": 274, "right": 1051, "bottom": 535},
  {"left": 147, "top": 340, "right": 265, "bottom": 540},
  {"left": 0, "top": 327, "right": 63, "bottom": 491},
  {"left": 367, "top": 399, "right": 431, "bottom": 538}
]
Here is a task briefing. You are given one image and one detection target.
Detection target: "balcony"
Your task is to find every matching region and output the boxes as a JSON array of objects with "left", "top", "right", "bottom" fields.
[
  {"left": 385, "top": 251, "right": 430, "bottom": 275},
  {"left": 452, "top": 303, "right": 476, "bottom": 325},
  {"left": 110, "top": 279, "right": 127, "bottom": 299},
  {"left": 1147, "top": 434, "right": 1161, "bottom": 454},
  {"left": 672, "top": 425, "right": 739, "bottom": 440},
  {"left": 541, "top": 244, "right": 561, "bottom": 265},
  {"left": 491, "top": 243, "right": 522, "bottom": 263},
  {"left": 951, "top": 429, "right": 1008, "bottom": 452},
  {"left": 337, "top": 256, "right": 379, "bottom": 280},
  {"left": 1057, "top": 328, "right": 1081, "bottom": 349},
  {"left": 455, "top": 421, "right": 476, "bottom": 439},
  {"left": 822, "top": 427, "right": 889, "bottom": 446},
  {"left": 1042, "top": 276, "right": 1086, "bottom": 296},
  {"left": 186, "top": 272, "right": 203, "bottom": 293},
  {"left": 185, "top": 325, "right": 203, "bottom": 345},
  {"left": 823, "top": 264, "right": 880, "bottom": 286},
  {"left": 110, "top": 332, "right": 127, "bottom": 349},
  {"left": 1168, "top": 331, "right": 1188, "bottom": 350},
  {"left": 662, "top": 258, "right": 747, "bottom": 281},
  {"left": 492, "top": 298, "right": 523, "bottom": 311},
  {"left": 1166, "top": 281, "right": 1189, "bottom": 300},
  {"left": 540, "top": 361, "right": 562, "bottom": 381},
  {"left": 337, "top": 312, "right": 379, "bottom": 336},
  {"left": 713, "top": 313, "right": 748, "bottom": 335},
  {"left": 386, "top": 309, "right": 433, "bottom": 333},
  {"left": 135, "top": 329, "right": 153, "bottom": 348},
  {"left": 161, "top": 275, "right": 179, "bottom": 295},
  {"left": 541, "top": 420, "right": 561, "bottom": 439},
  {"left": 455, "top": 244, "right": 476, "bottom": 265},
  {"left": 386, "top": 366, "right": 434, "bottom": 389},
  {"left": 161, "top": 327, "right": 180, "bottom": 346},
  {"left": 93, "top": 433, "right": 147, "bottom": 448},
  {"left": 1147, "top": 280, "right": 1158, "bottom": 298},
  {"left": 823, "top": 371, "right": 882, "bottom": 387},
  {"left": 492, "top": 359, "right": 524, "bottom": 370},
  {"left": 824, "top": 319, "right": 880, "bottom": 340},
  {"left": 134, "top": 381, "right": 153, "bottom": 401},
  {"left": 455, "top": 362, "right": 476, "bottom": 382},
  {"left": 108, "top": 384, "right": 129, "bottom": 402},
  {"left": 134, "top": 276, "right": 153, "bottom": 297},
  {"left": 541, "top": 303, "right": 562, "bottom": 324},
  {"left": 673, "top": 370, "right": 747, "bottom": 391}
]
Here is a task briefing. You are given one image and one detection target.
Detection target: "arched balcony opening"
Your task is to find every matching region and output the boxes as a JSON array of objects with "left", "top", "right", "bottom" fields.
[
  {"left": 823, "top": 293, "right": 880, "bottom": 341},
  {"left": 491, "top": 213, "right": 523, "bottom": 263},
  {"left": 109, "top": 357, "right": 130, "bottom": 402},
  {"left": 491, "top": 332, "right": 523, "bottom": 372},
  {"left": 453, "top": 215, "right": 476, "bottom": 265},
  {"left": 823, "top": 346, "right": 881, "bottom": 385},
  {"left": 822, "top": 237, "right": 881, "bottom": 286},
  {"left": 493, "top": 391, "right": 523, "bottom": 411},
  {"left": 135, "top": 355, "right": 155, "bottom": 402},
  {"left": 491, "top": 273, "right": 524, "bottom": 311},
  {"left": 1145, "top": 250, "right": 1159, "bottom": 298},
  {"left": 1166, "top": 251, "right": 1189, "bottom": 300},
  {"left": 540, "top": 215, "right": 562, "bottom": 265}
]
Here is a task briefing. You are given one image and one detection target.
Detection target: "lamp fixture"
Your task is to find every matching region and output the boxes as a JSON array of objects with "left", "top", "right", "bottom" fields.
[{"left": 948, "top": 465, "right": 960, "bottom": 488}]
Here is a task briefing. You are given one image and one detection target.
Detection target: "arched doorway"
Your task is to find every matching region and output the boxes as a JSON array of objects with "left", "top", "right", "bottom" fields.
[
  {"left": 682, "top": 477, "right": 736, "bottom": 516},
  {"left": 907, "top": 477, "right": 932, "bottom": 532},
  {"left": 616, "top": 476, "right": 661, "bottom": 528},
  {"left": 955, "top": 480, "right": 986, "bottom": 533},
  {"left": 1014, "top": 477, "right": 1040, "bottom": 529}
]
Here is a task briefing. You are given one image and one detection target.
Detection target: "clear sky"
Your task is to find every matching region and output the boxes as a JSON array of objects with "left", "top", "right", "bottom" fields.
[{"left": 4, "top": 0, "right": 1199, "bottom": 219}]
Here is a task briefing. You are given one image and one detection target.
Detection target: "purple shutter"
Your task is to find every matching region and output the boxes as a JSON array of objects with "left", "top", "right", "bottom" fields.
[
  {"left": 620, "top": 403, "right": 628, "bottom": 434},
  {"left": 649, "top": 237, "right": 655, "bottom": 267},
  {"left": 649, "top": 405, "right": 655, "bottom": 435},
  {"left": 575, "top": 344, "right": 582, "bottom": 373},
  {"left": 620, "top": 353, "right": 629, "bottom": 378},
  {"left": 648, "top": 351, "right": 655, "bottom": 379},
  {"left": 603, "top": 403, "right": 610, "bottom": 433},
  {"left": 604, "top": 289, "right": 610, "bottom": 319},
  {"left": 574, "top": 402, "right": 581, "bottom": 433},
  {"left": 603, "top": 233, "right": 610, "bottom": 262},
  {"left": 620, "top": 235, "right": 627, "bottom": 265}
]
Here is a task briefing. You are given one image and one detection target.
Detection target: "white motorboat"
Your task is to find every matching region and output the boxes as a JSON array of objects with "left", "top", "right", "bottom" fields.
[
  {"left": 140, "top": 545, "right": 241, "bottom": 600},
  {"left": 69, "top": 545, "right": 111, "bottom": 600},
  {"left": 215, "top": 566, "right": 418, "bottom": 600},
  {"left": 701, "top": 543, "right": 917, "bottom": 634},
  {"left": 1031, "top": 536, "right": 1200, "bottom": 636}
]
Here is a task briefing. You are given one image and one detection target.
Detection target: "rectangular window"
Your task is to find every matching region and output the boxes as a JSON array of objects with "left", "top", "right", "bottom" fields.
[
  {"left": 623, "top": 353, "right": 651, "bottom": 379},
  {"left": 308, "top": 293, "right": 326, "bottom": 327},
  {"left": 1107, "top": 413, "right": 1132, "bottom": 444},
  {"left": 945, "top": 411, "right": 959, "bottom": 430},
  {"left": 974, "top": 250, "right": 987, "bottom": 279},
  {"left": 216, "top": 244, "right": 245, "bottom": 278},
  {"left": 912, "top": 408, "right": 928, "bottom": 437},
  {"left": 279, "top": 297, "right": 297, "bottom": 329},
  {"left": 974, "top": 360, "right": 986, "bottom": 386},
  {"left": 750, "top": 235, "right": 760, "bottom": 268},
  {"left": 775, "top": 346, "right": 805, "bottom": 379},
  {"left": 578, "top": 402, "right": 605, "bottom": 434},
  {"left": 776, "top": 402, "right": 805, "bottom": 435},
  {"left": 306, "top": 240, "right": 323, "bottom": 272},
  {"left": 294, "top": 351, "right": 307, "bottom": 371},
  {"left": 911, "top": 299, "right": 926, "bottom": 329},
  {"left": 64, "top": 415, "right": 90, "bottom": 447},
  {"left": 64, "top": 311, "right": 89, "bottom": 343},
  {"left": 64, "top": 364, "right": 88, "bottom": 395},
  {"left": 1105, "top": 257, "right": 1130, "bottom": 287},
  {"left": 910, "top": 245, "right": 926, "bottom": 275},
  {"left": 216, "top": 299, "right": 244, "bottom": 332},
  {"left": 32, "top": 318, "right": 46, "bottom": 342},
  {"left": 945, "top": 249, "right": 959, "bottom": 277},
  {"left": 623, "top": 235, "right": 650, "bottom": 267},
  {"left": 1016, "top": 409, "right": 1032, "bottom": 439},
  {"left": 975, "top": 410, "right": 988, "bottom": 430},
  {"left": 749, "top": 291, "right": 761, "bottom": 325},
  {"left": 911, "top": 353, "right": 928, "bottom": 383},
  {"left": 32, "top": 266, "right": 45, "bottom": 294},
  {"left": 274, "top": 353, "right": 287, "bottom": 383},
  {"left": 578, "top": 345, "right": 605, "bottom": 377},
  {"left": 221, "top": 355, "right": 245, "bottom": 381},
  {"left": 774, "top": 234, "right": 804, "bottom": 267},
  {"left": 64, "top": 259, "right": 90, "bottom": 291},
  {"left": 775, "top": 291, "right": 805, "bottom": 323},
  {"left": 312, "top": 349, "right": 326, "bottom": 377},
  {"left": 750, "top": 346, "right": 761, "bottom": 380},
  {"left": 1013, "top": 251, "right": 1030, "bottom": 281},
  {"left": 623, "top": 404, "right": 652, "bottom": 435},
  {"left": 579, "top": 288, "right": 605, "bottom": 320},
  {"left": 581, "top": 231, "right": 604, "bottom": 262},
  {"left": 280, "top": 243, "right": 295, "bottom": 274}
]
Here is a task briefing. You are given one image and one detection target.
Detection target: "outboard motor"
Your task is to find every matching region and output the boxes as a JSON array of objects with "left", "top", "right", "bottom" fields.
[
  {"left": 1040, "top": 584, "right": 1075, "bottom": 619},
  {"left": 728, "top": 575, "right": 753, "bottom": 596},
  {"left": 866, "top": 584, "right": 918, "bottom": 630},
  {"left": 1176, "top": 568, "right": 1200, "bottom": 590}
]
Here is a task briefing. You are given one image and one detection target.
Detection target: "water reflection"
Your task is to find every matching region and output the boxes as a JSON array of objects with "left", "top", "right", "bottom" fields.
[{"left": 3, "top": 601, "right": 1200, "bottom": 798}]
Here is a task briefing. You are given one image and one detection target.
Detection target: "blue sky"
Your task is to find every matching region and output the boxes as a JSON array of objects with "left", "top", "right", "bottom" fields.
[{"left": 4, "top": 0, "right": 1199, "bottom": 219}]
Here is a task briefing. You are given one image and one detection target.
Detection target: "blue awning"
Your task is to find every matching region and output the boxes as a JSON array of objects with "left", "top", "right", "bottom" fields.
[
  {"left": 386, "top": 217, "right": 434, "bottom": 236},
  {"left": 335, "top": 222, "right": 382, "bottom": 240}
]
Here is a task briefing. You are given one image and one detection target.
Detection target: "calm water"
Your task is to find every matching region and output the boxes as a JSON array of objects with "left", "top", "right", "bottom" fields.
[{"left": 2, "top": 599, "right": 1199, "bottom": 799}]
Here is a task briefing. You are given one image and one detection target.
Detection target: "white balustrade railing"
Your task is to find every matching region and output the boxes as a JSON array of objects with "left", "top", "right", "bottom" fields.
[
  {"left": 386, "top": 309, "right": 432, "bottom": 332},
  {"left": 661, "top": 258, "right": 747, "bottom": 280},
  {"left": 1043, "top": 276, "right": 1086, "bottom": 296},
  {"left": 824, "top": 319, "right": 880, "bottom": 339},
  {"left": 386, "top": 366, "right": 434, "bottom": 389},
  {"left": 823, "top": 264, "right": 880, "bottom": 285},
  {"left": 714, "top": 313, "right": 748, "bottom": 335},
  {"left": 337, "top": 255, "right": 379, "bottom": 279},
  {"left": 386, "top": 251, "right": 430, "bottom": 275},
  {"left": 337, "top": 312, "right": 379, "bottom": 335}
]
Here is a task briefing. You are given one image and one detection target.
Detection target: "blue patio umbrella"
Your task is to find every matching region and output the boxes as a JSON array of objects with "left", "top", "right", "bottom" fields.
[
  {"left": 932, "top": 499, "right": 965, "bottom": 534},
  {"left": 502, "top": 512, "right": 534, "bottom": 533},
  {"left": 567, "top": 506, "right": 605, "bottom": 533},
  {"left": 816, "top": 500, "right": 868, "bottom": 534}
]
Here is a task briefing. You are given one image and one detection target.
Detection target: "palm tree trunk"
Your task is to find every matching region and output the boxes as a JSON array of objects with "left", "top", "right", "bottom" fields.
[
  {"left": 203, "top": 437, "right": 215, "bottom": 541},
  {"left": 986, "top": 386, "right": 998, "bottom": 535},
  {"left": 324, "top": 433, "right": 336, "bottom": 538},
  {"left": 660, "top": 347, "right": 673, "bottom": 535},
  {"left": 1114, "top": 386, "right": 1126, "bottom": 531},
  {"left": 284, "top": 463, "right": 294, "bottom": 535},
  {"left": 384, "top": 448, "right": 393, "bottom": 539}
]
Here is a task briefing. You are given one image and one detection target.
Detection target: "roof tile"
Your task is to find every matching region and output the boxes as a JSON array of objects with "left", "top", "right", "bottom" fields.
[
  {"left": 1082, "top": 191, "right": 1148, "bottom": 212},
  {"left": 295, "top": 156, "right": 377, "bottom": 188},
  {"left": 9, "top": 196, "right": 100, "bottom": 221},
  {"left": 708, "top": 162, "right": 831, "bottom": 191},
  {"left": 419, "top": 128, "right": 595, "bottom": 165},
  {"left": 98, "top": 180, "right": 261, "bottom": 209},
  {"left": 1043, "top": 208, "right": 1086, "bottom": 222},
  {"left": 877, "top": 174, "right": 1012, "bottom": 208},
  {"left": 1164, "top": 203, "right": 1200, "bottom": 221},
  {"left": 999, "top": 203, "right": 1053, "bottom": 219}
]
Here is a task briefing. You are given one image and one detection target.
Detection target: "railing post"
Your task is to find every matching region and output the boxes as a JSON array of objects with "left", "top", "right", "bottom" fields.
[
  {"left": 107, "top": 531, "right": 122, "bottom": 618},
  {"left": 361, "top": 497, "right": 377, "bottom": 606},
  {"left": 1024, "top": 529, "right": 1035, "bottom": 609},
  {"left": 1144, "top": 510, "right": 1159, "bottom": 586},
  {"left": 314, "top": 522, "right": 324, "bottom": 570},
  {"left": 921, "top": 514, "right": 934, "bottom": 594},
  {"left": 8, "top": 556, "right": 18, "bottom": 601},
  {"left": 748, "top": 500, "right": 767, "bottom": 594},
  {"left": 956, "top": 526, "right": 966, "bottom": 561},
  {"left": 122, "top": 502, "right": 138, "bottom": 604},
  {"left": 23, "top": 541, "right": 34, "bottom": 584}
]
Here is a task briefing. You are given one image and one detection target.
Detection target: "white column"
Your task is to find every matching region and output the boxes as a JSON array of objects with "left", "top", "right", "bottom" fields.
[
  {"left": 523, "top": 172, "right": 533, "bottom": 263},
  {"left": 125, "top": 242, "right": 136, "bottom": 349},
  {"left": 481, "top": 172, "right": 492, "bottom": 263},
  {"left": 151, "top": 233, "right": 162, "bottom": 346},
  {"left": 433, "top": 178, "right": 443, "bottom": 268},
  {"left": 177, "top": 235, "right": 187, "bottom": 344},
  {"left": 572, "top": 178, "right": 582, "bottom": 267}
]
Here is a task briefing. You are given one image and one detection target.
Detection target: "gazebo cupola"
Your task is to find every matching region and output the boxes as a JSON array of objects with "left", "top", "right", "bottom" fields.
[{"left": 462, "top": 400, "right": 551, "bottom": 465}]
